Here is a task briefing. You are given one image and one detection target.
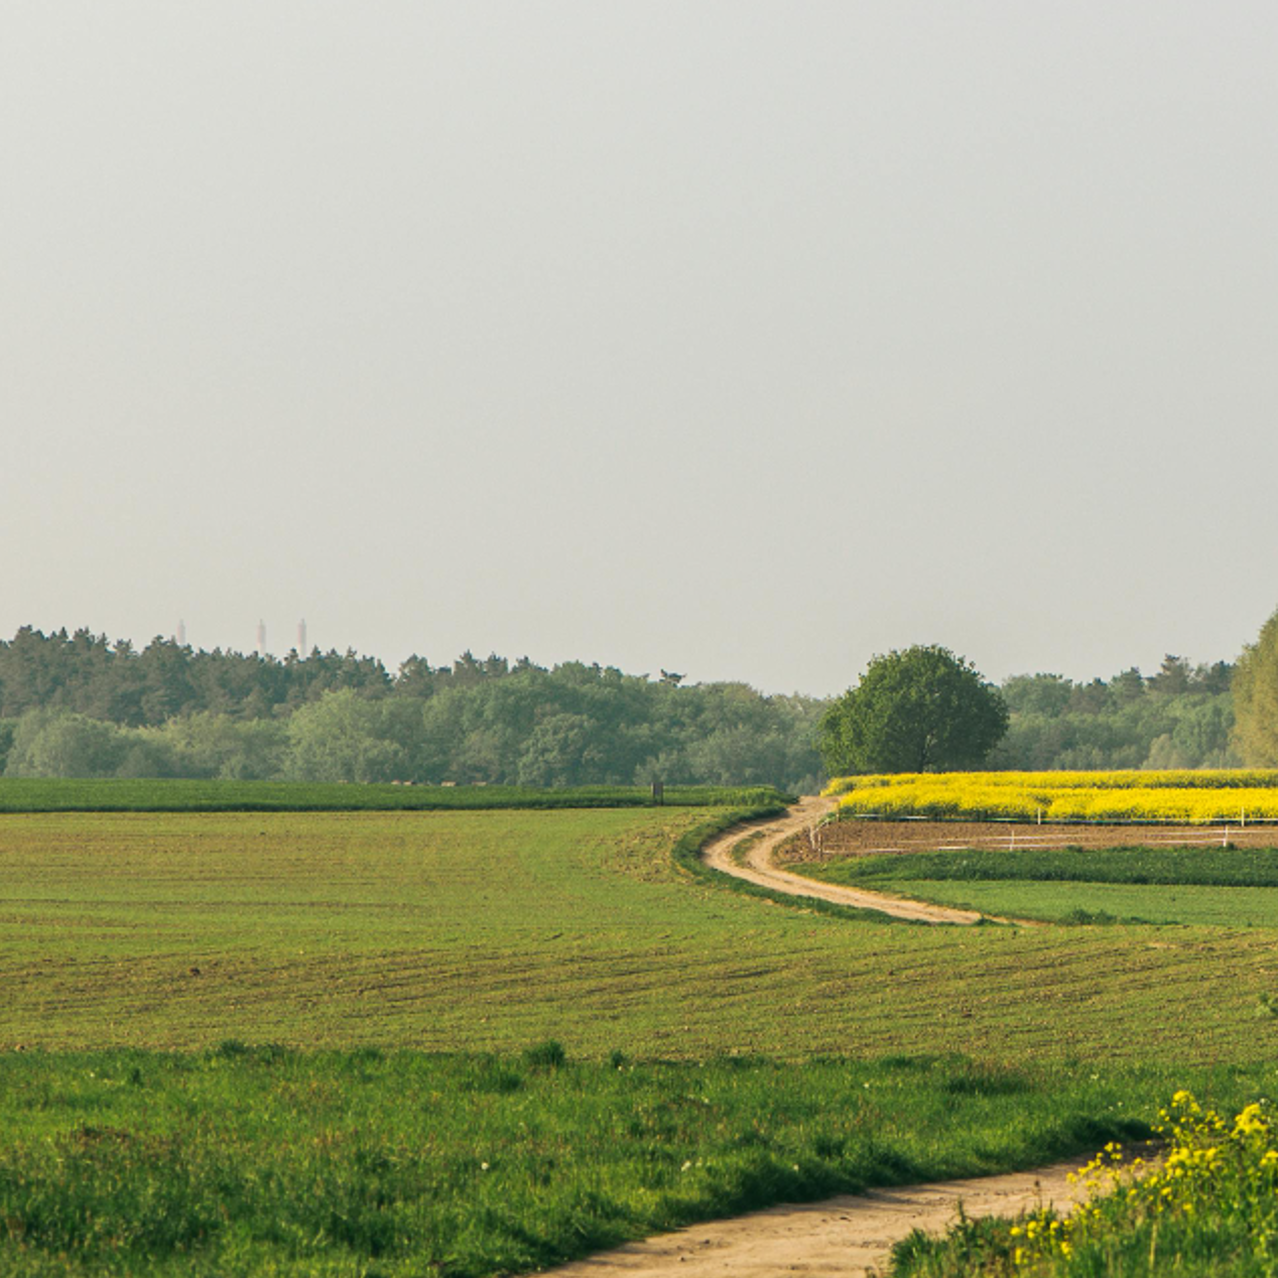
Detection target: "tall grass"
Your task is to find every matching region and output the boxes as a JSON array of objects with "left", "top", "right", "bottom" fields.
[
  {"left": 891, "top": 1089, "right": 1278, "bottom": 1276},
  {"left": 1, "top": 1049, "right": 1259, "bottom": 1277}
]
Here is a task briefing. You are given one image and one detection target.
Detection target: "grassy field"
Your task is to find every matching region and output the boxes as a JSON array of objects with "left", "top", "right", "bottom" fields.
[
  {"left": 0, "top": 778, "right": 787, "bottom": 813},
  {"left": 7, "top": 1047, "right": 1245, "bottom": 1278},
  {"left": 7, "top": 805, "right": 1278, "bottom": 1273},
  {"left": 795, "top": 847, "right": 1278, "bottom": 927},
  {"left": 4, "top": 809, "right": 1278, "bottom": 1059}
]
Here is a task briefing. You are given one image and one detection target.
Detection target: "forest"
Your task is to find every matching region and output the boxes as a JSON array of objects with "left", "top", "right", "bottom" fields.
[{"left": 0, "top": 628, "right": 1240, "bottom": 787}]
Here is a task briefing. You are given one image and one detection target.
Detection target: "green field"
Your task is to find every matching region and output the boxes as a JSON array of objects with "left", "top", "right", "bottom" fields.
[
  {"left": 4, "top": 810, "right": 1277, "bottom": 1059},
  {"left": 795, "top": 846, "right": 1278, "bottom": 926},
  {"left": 0, "top": 777, "right": 787, "bottom": 813},
  {"left": 6, "top": 806, "right": 1278, "bottom": 1274},
  {"left": 5, "top": 1048, "right": 1236, "bottom": 1278}
]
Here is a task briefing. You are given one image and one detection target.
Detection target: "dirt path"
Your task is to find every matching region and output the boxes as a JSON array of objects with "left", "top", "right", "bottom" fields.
[
  {"left": 542, "top": 1157, "right": 1088, "bottom": 1277},
  {"left": 701, "top": 797, "right": 985, "bottom": 925},
  {"left": 536, "top": 803, "right": 1089, "bottom": 1277}
]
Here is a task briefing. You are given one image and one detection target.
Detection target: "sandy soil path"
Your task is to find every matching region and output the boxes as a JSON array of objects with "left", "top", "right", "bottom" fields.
[
  {"left": 701, "top": 797, "right": 984, "bottom": 925},
  {"left": 541, "top": 1158, "right": 1087, "bottom": 1277},
  {"left": 535, "top": 802, "right": 1091, "bottom": 1277}
]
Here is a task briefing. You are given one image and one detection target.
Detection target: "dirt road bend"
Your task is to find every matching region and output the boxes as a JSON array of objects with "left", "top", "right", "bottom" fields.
[
  {"left": 541, "top": 1157, "right": 1088, "bottom": 1277},
  {"left": 701, "top": 798, "right": 984, "bottom": 925}
]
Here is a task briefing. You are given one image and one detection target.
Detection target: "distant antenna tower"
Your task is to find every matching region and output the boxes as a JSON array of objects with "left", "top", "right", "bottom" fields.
[
  {"left": 297, "top": 618, "right": 307, "bottom": 655},
  {"left": 176, "top": 619, "right": 187, "bottom": 646},
  {"left": 256, "top": 619, "right": 267, "bottom": 656}
]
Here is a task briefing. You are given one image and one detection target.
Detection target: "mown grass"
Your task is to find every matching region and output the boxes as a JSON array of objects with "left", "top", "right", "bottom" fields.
[
  {"left": 2, "top": 1048, "right": 1269, "bottom": 1277},
  {"left": 797, "top": 848, "right": 1278, "bottom": 927},
  {"left": 5, "top": 809, "right": 1278, "bottom": 1061},
  {"left": 869, "top": 881, "right": 1278, "bottom": 928},
  {"left": 0, "top": 778, "right": 790, "bottom": 813}
]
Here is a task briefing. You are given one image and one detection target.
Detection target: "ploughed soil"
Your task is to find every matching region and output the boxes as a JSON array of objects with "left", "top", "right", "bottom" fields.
[{"left": 780, "top": 816, "right": 1278, "bottom": 864}]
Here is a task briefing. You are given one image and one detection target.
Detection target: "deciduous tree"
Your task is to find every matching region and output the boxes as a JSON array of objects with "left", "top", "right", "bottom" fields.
[
  {"left": 819, "top": 645, "right": 1007, "bottom": 774},
  {"left": 1232, "top": 609, "right": 1278, "bottom": 764}
]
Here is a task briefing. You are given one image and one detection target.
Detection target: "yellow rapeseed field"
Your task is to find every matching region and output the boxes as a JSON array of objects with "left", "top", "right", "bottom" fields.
[{"left": 824, "top": 770, "right": 1278, "bottom": 823}]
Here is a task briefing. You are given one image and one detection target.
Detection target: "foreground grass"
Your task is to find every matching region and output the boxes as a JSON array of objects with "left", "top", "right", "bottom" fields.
[
  {"left": 2, "top": 1049, "right": 1268, "bottom": 1277},
  {"left": 0, "top": 778, "right": 788, "bottom": 813},
  {"left": 797, "top": 848, "right": 1278, "bottom": 926},
  {"left": 5, "top": 809, "right": 1278, "bottom": 1060},
  {"left": 891, "top": 1090, "right": 1278, "bottom": 1276}
]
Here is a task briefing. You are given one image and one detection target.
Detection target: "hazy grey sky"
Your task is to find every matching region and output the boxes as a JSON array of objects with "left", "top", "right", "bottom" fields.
[{"left": 4, "top": 3, "right": 1276, "bottom": 695}]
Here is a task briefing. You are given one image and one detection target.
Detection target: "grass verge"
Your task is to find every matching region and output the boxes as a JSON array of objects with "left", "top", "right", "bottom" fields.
[{"left": 890, "top": 1089, "right": 1278, "bottom": 1276}]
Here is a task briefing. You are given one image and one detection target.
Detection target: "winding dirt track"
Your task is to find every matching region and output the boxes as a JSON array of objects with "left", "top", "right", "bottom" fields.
[
  {"left": 542, "top": 1159, "right": 1088, "bottom": 1277},
  {"left": 701, "top": 797, "right": 985, "bottom": 925},
  {"left": 535, "top": 801, "right": 1091, "bottom": 1277}
]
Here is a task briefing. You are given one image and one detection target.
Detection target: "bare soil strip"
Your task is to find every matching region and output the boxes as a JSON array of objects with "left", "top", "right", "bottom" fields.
[
  {"left": 806, "top": 816, "right": 1278, "bottom": 859},
  {"left": 542, "top": 1157, "right": 1088, "bottom": 1277},
  {"left": 701, "top": 798, "right": 985, "bottom": 925}
]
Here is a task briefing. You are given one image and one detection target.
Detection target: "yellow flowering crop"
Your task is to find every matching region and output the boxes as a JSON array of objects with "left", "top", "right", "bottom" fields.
[
  {"left": 824, "top": 770, "right": 1278, "bottom": 823},
  {"left": 992, "top": 1092, "right": 1278, "bottom": 1274}
]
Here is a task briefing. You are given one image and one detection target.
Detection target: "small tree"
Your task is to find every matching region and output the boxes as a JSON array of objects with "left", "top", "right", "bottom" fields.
[{"left": 819, "top": 645, "right": 1008, "bottom": 775}]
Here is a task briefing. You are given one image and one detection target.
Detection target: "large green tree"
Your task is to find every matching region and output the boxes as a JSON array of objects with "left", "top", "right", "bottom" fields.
[
  {"left": 819, "top": 645, "right": 1008, "bottom": 774},
  {"left": 1232, "top": 608, "right": 1278, "bottom": 764}
]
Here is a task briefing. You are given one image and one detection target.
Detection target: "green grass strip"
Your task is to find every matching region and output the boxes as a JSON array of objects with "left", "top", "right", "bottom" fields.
[
  {"left": 0, "top": 778, "right": 793, "bottom": 814},
  {"left": 803, "top": 846, "right": 1278, "bottom": 890}
]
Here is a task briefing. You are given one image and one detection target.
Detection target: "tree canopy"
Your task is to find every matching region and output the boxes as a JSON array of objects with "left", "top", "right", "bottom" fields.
[
  {"left": 819, "top": 645, "right": 1008, "bottom": 774},
  {"left": 0, "top": 626, "right": 1248, "bottom": 783},
  {"left": 1231, "top": 609, "right": 1278, "bottom": 765}
]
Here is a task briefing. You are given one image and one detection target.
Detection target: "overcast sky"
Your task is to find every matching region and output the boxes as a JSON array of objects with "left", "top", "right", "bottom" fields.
[{"left": 3, "top": 3, "right": 1276, "bottom": 695}]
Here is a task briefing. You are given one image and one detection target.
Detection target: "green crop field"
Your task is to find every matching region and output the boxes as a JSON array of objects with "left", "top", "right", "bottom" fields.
[
  {"left": 6, "top": 806, "right": 1278, "bottom": 1274},
  {"left": 794, "top": 846, "right": 1278, "bottom": 927},
  {"left": 0, "top": 777, "right": 786, "bottom": 813},
  {"left": 5, "top": 809, "right": 1278, "bottom": 1060}
]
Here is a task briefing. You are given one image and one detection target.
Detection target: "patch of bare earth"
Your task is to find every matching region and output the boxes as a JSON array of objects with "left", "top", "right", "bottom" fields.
[{"left": 783, "top": 816, "right": 1278, "bottom": 863}]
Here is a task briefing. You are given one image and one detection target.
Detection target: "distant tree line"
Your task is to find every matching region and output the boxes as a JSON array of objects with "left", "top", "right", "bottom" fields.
[
  {"left": 0, "top": 626, "right": 1257, "bottom": 784},
  {"left": 993, "top": 655, "right": 1236, "bottom": 770},
  {"left": 0, "top": 629, "right": 825, "bottom": 790}
]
